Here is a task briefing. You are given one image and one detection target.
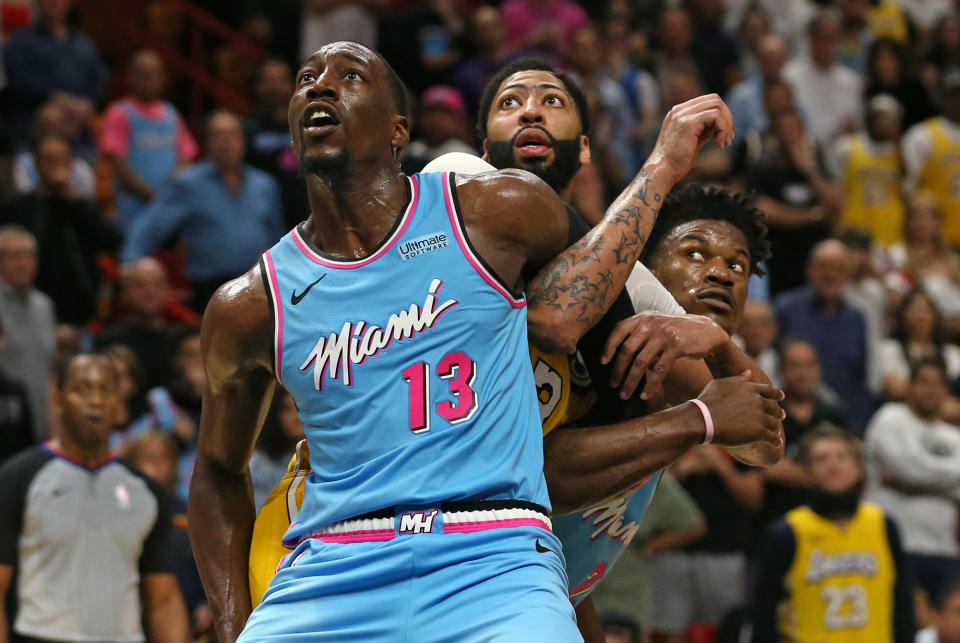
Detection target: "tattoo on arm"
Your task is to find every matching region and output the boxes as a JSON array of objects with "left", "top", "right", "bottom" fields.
[{"left": 529, "top": 167, "right": 665, "bottom": 329}]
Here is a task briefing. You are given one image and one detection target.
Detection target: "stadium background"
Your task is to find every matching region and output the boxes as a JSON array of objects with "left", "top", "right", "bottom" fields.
[{"left": 2, "top": 0, "right": 960, "bottom": 641}]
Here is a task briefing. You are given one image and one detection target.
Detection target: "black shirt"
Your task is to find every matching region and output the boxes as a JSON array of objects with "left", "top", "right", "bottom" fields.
[
  {"left": 0, "top": 371, "right": 34, "bottom": 464},
  {"left": 0, "top": 194, "right": 122, "bottom": 325}
]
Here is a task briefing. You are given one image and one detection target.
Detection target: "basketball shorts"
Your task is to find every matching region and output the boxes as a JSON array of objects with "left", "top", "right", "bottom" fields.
[{"left": 240, "top": 505, "right": 582, "bottom": 642}]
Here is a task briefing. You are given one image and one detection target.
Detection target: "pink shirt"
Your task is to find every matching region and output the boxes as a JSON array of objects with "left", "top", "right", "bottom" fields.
[
  {"left": 499, "top": 0, "right": 589, "bottom": 52},
  {"left": 100, "top": 97, "right": 199, "bottom": 162}
]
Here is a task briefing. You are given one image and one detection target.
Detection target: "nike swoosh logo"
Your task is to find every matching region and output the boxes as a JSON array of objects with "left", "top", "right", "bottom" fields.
[
  {"left": 291, "top": 274, "right": 326, "bottom": 305},
  {"left": 535, "top": 538, "right": 552, "bottom": 554}
]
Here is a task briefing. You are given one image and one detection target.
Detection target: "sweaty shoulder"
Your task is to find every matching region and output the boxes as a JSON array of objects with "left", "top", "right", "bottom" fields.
[
  {"left": 201, "top": 264, "right": 274, "bottom": 387},
  {"left": 453, "top": 169, "right": 569, "bottom": 269}
]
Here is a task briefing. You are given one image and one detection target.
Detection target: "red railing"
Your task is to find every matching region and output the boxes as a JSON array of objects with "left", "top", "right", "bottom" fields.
[{"left": 114, "top": 0, "right": 266, "bottom": 129}]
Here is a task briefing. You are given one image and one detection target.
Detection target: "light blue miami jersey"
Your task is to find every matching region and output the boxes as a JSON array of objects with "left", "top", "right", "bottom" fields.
[
  {"left": 555, "top": 468, "right": 663, "bottom": 604},
  {"left": 259, "top": 171, "right": 551, "bottom": 544}
]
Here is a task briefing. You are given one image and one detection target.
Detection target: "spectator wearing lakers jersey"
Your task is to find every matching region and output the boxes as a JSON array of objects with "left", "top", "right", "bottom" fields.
[
  {"left": 865, "top": 358, "right": 960, "bottom": 605},
  {"left": 0, "top": 354, "right": 190, "bottom": 643},
  {"left": 902, "top": 70, "right": 960, "bottom": 248},
  {"left": 100, "top": 50, "right": 199, "bottom": 233},
  {"left": 750, "top": 426, "right": 915, "bottom": 643},
  {"left": 830, "top": 94, "right": 905, "bottom": 247}
]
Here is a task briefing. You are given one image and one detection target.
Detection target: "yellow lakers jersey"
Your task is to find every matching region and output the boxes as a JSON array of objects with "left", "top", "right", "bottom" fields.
[
  {"left": 840, "top": 133, "right": 904, "bottom": 246},
  {"left": 248, "top": 347, "right": 595, "bottom": 606},
  {"left": 248, "top": 442, "right": 309, "bottom": 607},
  {"left": 778, "top": 503, "right": 896, "bottom": 643},
  {"left": 918, "top": 118, "right": 960, "bottom": 247}
]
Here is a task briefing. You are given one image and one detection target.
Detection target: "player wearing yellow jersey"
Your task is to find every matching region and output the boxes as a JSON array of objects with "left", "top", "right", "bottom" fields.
[
  {"left": 903, "top": 71, "right": 960, "bottom": 248},
  {"left": 750, "top": 426, "right": 915, "bottom": 643},
  {"left": 832, "top": 94, "right": 905, "bottom": 246}
]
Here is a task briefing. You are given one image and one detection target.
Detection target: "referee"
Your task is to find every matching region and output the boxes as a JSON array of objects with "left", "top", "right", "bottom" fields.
[{"left": 0, "top": 354, "right": 189, "bottom": 643}]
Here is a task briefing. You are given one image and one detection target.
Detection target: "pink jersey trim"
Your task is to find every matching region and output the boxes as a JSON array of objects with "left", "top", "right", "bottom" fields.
[
  {"left": 442, "top": 172, "right": 526, "bottom": 309},
  {"left": 314, "top": 530, "right": 396, "bottom": 543},
  {"left": 262, "top": 251, "right": 284, "bottom": 385},
  {"left": 444, "top": 517, "right": 552, "bottom": 533},
  {"left": 291, "top": 176, "right": 420, "bottom": 269}
]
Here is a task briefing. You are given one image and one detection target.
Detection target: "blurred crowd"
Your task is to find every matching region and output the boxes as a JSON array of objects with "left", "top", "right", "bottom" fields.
[{"left": 3, "top": 0, "right": 960, "bottom": 641}]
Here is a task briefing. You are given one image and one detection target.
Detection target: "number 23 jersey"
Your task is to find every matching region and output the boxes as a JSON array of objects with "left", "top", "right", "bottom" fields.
[{"left": 260, "top": 171, "right": 550, "bottom": 544}]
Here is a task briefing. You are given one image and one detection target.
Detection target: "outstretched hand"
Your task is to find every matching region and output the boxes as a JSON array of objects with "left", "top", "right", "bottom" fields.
[{"left": 647, "top": 94, "right": 735, "bottom": 185}]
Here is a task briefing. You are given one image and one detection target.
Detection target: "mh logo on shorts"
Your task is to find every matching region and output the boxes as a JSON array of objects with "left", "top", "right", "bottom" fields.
[{"left": 398, "top": 508, "right": 439, "bottom": 534}]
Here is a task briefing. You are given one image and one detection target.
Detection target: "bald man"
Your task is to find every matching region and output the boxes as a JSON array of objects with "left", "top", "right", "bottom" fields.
[
  {"left": 98, "top": 258, "right": 182, "bottom": 389},
  {"left": 774, "top": 239, "right": 874, "bottom": 429}
]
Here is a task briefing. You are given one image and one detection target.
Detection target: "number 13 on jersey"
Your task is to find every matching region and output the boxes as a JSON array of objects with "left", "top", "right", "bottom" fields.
[{"left": 401, "top": 351, "right": 478, "bottom": 433}]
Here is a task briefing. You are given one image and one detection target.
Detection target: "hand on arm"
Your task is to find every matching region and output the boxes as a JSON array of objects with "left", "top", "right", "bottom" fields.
[
  {"left": 525, "top": 95, "right": 736, "bottom": 353},
  {"left": 544, "top": 372, "right": 783, "bottom": 512},
  {"left": 189, "top": 269, "right": 276, "bottom": 642},
  {"left": 143, "top": 573, "right": 190, "bottom": 643}
]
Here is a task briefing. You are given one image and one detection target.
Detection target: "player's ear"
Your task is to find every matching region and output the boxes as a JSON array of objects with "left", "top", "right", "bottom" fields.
[
  {"left": 579, "top": 134, "right": 591, "bottom": 165},
  {"left": 391, "top": 115, "right": 410, "bottom": 152},
  {"left": 481, "top": 138, "right": 490, "bottom": 162}
]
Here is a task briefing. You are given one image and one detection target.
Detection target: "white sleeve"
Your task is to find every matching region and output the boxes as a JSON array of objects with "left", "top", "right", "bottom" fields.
[
  {"left": 901, "top": 123, "right": 935, "bottom": 192},
  {"left": 865, "top": 407, "right": 960, "bottom": 491},
  {"left": 625, "top": 262, "right": 687, "bottom": 315}
]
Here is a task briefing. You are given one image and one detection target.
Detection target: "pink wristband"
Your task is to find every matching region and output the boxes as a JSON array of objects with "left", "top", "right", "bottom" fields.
[{"left": 690, "top": 399, "right": 714, "bottom": 445}]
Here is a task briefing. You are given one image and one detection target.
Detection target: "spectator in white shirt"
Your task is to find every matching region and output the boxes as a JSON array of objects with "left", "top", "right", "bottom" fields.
[
  {"left": 865, "top": 357, "right": 960, "bottom": 604},
  {"left": 783, "top": 10, "right": 863, "bottom": 145}
]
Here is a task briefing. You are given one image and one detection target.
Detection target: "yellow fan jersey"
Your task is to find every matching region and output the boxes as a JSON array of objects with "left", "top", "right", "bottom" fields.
[
  {"left": 248, "top": 347, "right": 596, "bottom": 606},
  {"left": 840, "top": 133, "right": 904, "bottom": 246},
  {"left": 778, "top": 503, "right": 896, "bottom": 643},
  {"left": 917, "top": 118, "right": 960, "bottom": 246}
]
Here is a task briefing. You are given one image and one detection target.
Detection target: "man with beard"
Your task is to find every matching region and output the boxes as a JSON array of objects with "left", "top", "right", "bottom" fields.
[
  {"left": 243, "top": 56, "right": 785, "bottom": 641},
  {"left": 190, "top": 41, "right": 770, "bottom": 642},
  {"left": 750, "top": 425, "right": 914, "bottom": 643}
]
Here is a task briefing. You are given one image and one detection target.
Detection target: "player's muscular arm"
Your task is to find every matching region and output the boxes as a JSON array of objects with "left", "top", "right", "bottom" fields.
[
  {"left": 602, "top": 313, "right": 785, "bottom": 465},
  {"left": 545, "top": 374, "right": 782, "bottom": 513},
  {"left": 189, "top": 268, "right": 276, "bottom": 643},
  {"left": 524, "top": 96, "right": 735, "bottom": 353},
  {"left": 463, "top": 96, "right": 735, "bottom": 354}
]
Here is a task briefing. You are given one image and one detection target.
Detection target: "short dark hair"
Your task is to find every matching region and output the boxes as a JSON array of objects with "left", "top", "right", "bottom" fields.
[
  {"left": 640, "top": 184, "right": 772, "bottom": 276},
  {"left": 798, "top": 423, "right": 860, "bottom": 466},
  {"left": 910, "top": 355, "right": 948, "bottom": 383},
  {"left": 374, "top": 51, "right": 409, "bottom": 118},
  {"left": 778, "top": 336, "right": 819, "bottom": 367},
  {"left": 475, "top": 57, "right": 590, "bottom": 140}
]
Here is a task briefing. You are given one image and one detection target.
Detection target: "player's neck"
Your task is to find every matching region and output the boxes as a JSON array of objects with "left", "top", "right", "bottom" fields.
[{"left": 304, "top": 165, "right": 408, "bottom": 257}]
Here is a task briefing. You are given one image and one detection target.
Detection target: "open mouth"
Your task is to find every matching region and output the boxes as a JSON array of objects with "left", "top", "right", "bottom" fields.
[
  {"left": 514, "top": 128, "right": 553, "bottom": 158},
  {"left": 303, "top": 104, "right": 341, "bottom": 136},
  {"left": 696, "top": 288, "right": 734, "bottom": 312}
]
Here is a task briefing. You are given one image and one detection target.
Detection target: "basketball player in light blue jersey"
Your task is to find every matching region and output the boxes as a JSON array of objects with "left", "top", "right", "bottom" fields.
[{"left": 189, "top": 41, "right": 745, "bottom": 642}]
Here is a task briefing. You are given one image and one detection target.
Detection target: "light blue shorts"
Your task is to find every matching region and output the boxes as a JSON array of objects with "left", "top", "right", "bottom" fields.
[{"left": 240, "top": 506, "right": 582, "bottom": 642}]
